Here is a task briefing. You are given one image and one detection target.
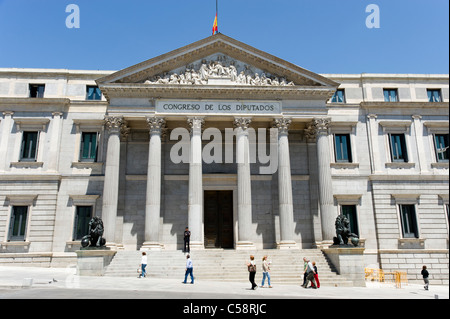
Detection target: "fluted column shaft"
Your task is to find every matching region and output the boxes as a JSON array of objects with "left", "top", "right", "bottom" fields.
[
  {"left": 234, "top": 118, "right": 255, "bottom": 249},
  {"left": 273, "top": 118, "right": 297, "bottom": 249},
  {"left": 188, "top": 117, "right": 204, "bottom": 250},
  {"left": 102, "top": 116, "right": 127, "bottom": 247},
  {"left": 142, "top": 117, "right": 166, "bottom": 250},
  {"left": 313, "top": 118, "right": 335, "bottom": 242}
]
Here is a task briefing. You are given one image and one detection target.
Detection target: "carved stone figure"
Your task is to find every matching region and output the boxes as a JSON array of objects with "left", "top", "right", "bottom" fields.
[
  {"left": 81, "top": 216, "right": 106, "bottom": 248},
  {"left": 333, "top": 214, "right": 359, "bottom": 246},
  {"left": 143, "top": 57, "right": 296, "bottom": 87}
]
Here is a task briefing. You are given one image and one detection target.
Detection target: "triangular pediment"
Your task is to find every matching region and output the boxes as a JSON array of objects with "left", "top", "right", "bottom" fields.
[{"left": 97, "top": 34, "right": 338, "bottom": 89}]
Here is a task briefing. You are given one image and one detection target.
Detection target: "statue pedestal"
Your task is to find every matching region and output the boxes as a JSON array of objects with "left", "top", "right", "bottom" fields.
[
  {"left": 76, "top": 248, "right": 116, "bottom": 276},
  {"left": 322, "top": 246, "right": 366, "bottom": 287}
]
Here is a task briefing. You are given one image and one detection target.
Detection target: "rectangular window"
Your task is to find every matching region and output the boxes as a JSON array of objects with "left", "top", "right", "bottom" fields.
[
  {"left": 73, "top": 206, "right": 92, "bottom": 240},
  {"left": 8, "top": 206, "right": 28, "bottom": 241},
  {"left": 29, "top": 84, "right": 45, "bottom": 98},
  {"left": 341, "top": 205, "right": 359, "bottom": 236},
  {"left": 331, "top": 89, "right": 345, "bottom": 103},
  {"left": 434, "top": 134, "right": 449, "bottom": 162},
  {"left": 383, "top": 89, "right": 398, "bottom": 102},
  {"left": 427, "top": 89, "right": 442, "bottom": 102},
  {"left": 334, "top": 134, "right": 352, "bottom": 163},
  {"left": 80, "top": 132, "right": 98, "bottom": 162},
  {"left": 86, "top": 86, "right": 102, "bottom": 101},
  {"left": 20, "top": 131, "right": 39, "bottom": 161},
  {"left": 389, "top": 133, "right": 408, "bottom": 162},
  {"left": 399, "top": 205, "right": 419, "bottom": 238}
]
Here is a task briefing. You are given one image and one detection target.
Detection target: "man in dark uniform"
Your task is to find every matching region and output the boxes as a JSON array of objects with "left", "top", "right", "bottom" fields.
[{"left": 184, "top": 227, "right": 191, "bottom": 253}]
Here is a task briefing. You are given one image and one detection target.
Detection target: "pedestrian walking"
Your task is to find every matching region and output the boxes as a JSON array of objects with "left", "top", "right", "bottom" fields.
[
  {"left": 183, "top": 254, "right": 194, "bottom": 284},
  {"left": 260, "top": 255, "right": 272, "bottom": 288},
  {"left": 246, "top": 255, "right": 257, "bottom": 290},
  {"left": 138, "top": 252, "right": 147, "bottom": 278},
  {"left": 421, "top": 265, "right": 429, "bottom": 290},
  {"left": 183, "top": 227, "right": 191, "bottom": 253},
  {"left": 302, "top": 258, "right": 316, "bottom": 288},
  {"left": 312, "top": 261, "right": 320, "bottom": 288},
  {"left": 302, "top": 257, "right": 308, "bottom": 286}
]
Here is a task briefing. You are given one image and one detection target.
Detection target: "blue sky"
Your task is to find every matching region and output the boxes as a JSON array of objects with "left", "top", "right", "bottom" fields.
[{"left": 0, "top": 0, "right": 448, "bottom": 74}]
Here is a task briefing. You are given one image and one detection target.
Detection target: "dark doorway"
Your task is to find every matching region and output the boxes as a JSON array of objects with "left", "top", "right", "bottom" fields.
[{"left": 204, "top": 191, "right": 234, "bottom": 249}]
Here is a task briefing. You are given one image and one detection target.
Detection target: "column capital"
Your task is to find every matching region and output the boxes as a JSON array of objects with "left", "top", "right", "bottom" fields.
[
  {"left": 233, "top": 117, "right": 252, "bottom": 130},
  {"left": 304, "top": 118, "right": 331, "bottom": 142},
  {"left": 313, "top": 118, "right": 331, "bottom": 135},
  {"left": 146, "top": 116, "right": 166, "bottom": 135},
  {"left": 52, "top": 112, "right": 64, "bottom": 118},
  {"left": 187, "top": 117, "right": 204, "bottom": 132},
  {"left": 104, "top": 116, "right": 130, "bottom": 141},
  {"left": 273, "top": 118, "right": 292, "bottom": 135}
]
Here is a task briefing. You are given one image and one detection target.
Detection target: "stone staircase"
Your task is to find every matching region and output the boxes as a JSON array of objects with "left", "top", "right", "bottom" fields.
[{"left": 104, "top": 249, "right": 354, "bottom": 286}]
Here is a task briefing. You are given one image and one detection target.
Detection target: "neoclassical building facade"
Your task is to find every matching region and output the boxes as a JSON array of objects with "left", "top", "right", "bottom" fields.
[{"left": 0, "top": 35, "right": 448, "bottom": 278}]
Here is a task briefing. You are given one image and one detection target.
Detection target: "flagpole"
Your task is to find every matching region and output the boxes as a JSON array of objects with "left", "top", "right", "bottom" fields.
[{"left": 216, "top": 0, "right": 219, "bottom": 34}]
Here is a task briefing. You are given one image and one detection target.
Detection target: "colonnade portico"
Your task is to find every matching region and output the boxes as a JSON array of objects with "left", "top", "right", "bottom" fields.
[{"left": 100, "top": 115, "right": 335, "bottom": 250}]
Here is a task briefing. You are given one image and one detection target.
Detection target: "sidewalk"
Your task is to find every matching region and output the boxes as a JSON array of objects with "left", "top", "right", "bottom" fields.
[{"left": 0, "top": 266, "right": 448, "bottom": 299}]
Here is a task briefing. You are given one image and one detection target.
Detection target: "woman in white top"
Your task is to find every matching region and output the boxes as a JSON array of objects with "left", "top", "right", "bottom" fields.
[
  {"left": 139, "top": 252, "right": 147, "bottom": 278},
  {"left": 260, "top": 256, "right": 272, "bottom": 288}
]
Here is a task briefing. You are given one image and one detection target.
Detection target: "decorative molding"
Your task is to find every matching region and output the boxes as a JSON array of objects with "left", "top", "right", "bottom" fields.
[
  {"left": 391, "top": 194, "right": 420, "bottom": 205},
  {"left": 14, "top": 118, "right": 49, "bottom": 131},
  {"left": 6, "top": 194, "right": 37, "bottom": 206}
]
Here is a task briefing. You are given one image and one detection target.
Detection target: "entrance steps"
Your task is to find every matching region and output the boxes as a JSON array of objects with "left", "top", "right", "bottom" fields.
[{"left": 104, "top": 249, "right": 354, "bottom": 287}]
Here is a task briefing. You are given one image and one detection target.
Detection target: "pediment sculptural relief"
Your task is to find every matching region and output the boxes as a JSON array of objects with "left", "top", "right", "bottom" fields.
[{"left": 143, "top": 55, "right": 295, "bottom": 87}]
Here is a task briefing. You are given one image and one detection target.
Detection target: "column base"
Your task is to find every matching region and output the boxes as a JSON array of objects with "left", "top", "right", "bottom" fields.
[
  {"left": 105, "top": 243, "right": 119, "bottom": 251},
  {"left": 314, "top": 240, "right": 334, "bottom": 250},
  {"left": 189, "top": 241, "right": 205, "bottom": 251},
  {"left": 140, "top": 242, "right": 164, "bottom": 251},
  {"left": 277, "top": 241, "right": 299, "bottom": 250},
  {"left": 236, "top": 241, "right": 256, "bottom": 250}
]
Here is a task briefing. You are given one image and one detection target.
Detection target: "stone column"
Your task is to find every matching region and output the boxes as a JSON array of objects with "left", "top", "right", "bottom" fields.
[
  {"left": 311, "top": 118, "right": 335, "bottom": 244},
  {"left": 142, "top": 117, "right": 166, "bottom": 251},
  {"left": 234, "top": 118, "right": 255, "bottom": 249},
  {"left": 273, "top": 118, "right": 298, "bottom": 249},
  {"left": 304, "top": 124, "right": 323, "bottom": 244},
  {"left": 102, "top": 116, "right": 127, "bottom": 248},
  {"left": 187, "top": 117, "right": 204, "bottom": 250}
]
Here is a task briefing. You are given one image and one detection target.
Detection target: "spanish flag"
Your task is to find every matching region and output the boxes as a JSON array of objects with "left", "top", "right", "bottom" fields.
[{"left": 212, "top": 13, "right": 218, "bottom": 35}]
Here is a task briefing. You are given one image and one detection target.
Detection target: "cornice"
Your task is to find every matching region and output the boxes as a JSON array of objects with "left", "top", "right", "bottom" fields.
[
  {"left": 100, "top": 83, "right": 336, "bottom": 101},
  {"left": 361, "top": 101, "right": 449, "bottom": 109},
  {"left": 0, "top": 97, "right": 70, "bottom": 106}
]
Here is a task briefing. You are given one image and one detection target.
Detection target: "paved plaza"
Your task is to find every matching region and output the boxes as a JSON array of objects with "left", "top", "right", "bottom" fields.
[{"left": 0, "top": 266, "right": 447, "bottom": 300}]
